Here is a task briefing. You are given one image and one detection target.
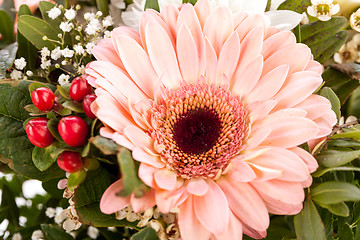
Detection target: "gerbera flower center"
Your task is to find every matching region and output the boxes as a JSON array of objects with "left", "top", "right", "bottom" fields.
[{"left": 152, "top": 82, "right": 248, "bottom": 179}]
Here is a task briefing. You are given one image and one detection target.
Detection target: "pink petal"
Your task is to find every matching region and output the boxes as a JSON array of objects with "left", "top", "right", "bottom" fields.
[
  {"left": 203, "top": 6, "right": 233, "bottom": 55},
  {"left": 245, "top": 127, "right": 271, "bottom": 150},
  {"left": 262, "top": 31, "right": 296, "bottom": 60},
  {"left": 159, "top": 4, "right": 179, "bottom": 39},
  {"left": 248, "top": 163, "right": 282, "bottom": 181},
  {"left": 92, "top": 38, "right": 124, "bottom": 69},
  {"left": 132, "top": 147, "right": 165, "bottom": 168},
  {"left": 100, "top": 179, "right": 130, "bottom": 214},
  {"left": 177, "top": 24, "right": 199, "bottom": 83},
  {"left": 238, "top": 27, "right": 264, "bottom": 69},
  {"left": 246, "top": 100, "right": 278, "bottom": 123},
  {"left": 156, "top": 187, "right": 189, "bottom": 213},
  {"left": 235, "top": 14, "right": 266, "bottom": 41},
  {"left": 138, "top": 163, "right": 157, "bottom": 188},
  {"left": 194, "top": 180, "right": 229, "bottom": 234},
  {"left": 227, "top": 160, "right": 256, "bottom": 182},
  {"left": 154, "top": 169, "right": 178, "bottom": 190},
  {"left": 217, "top": 177, "right": 269, "bottom": 232},
  {"left": 246, "top": 65, "right": 289, "bottom": 102},
  {"left": 216, "top": 32, "right": 241, "bottom": 85},
  {"left": 289, "top": 147, "right": 318, "bottom": 173},
  {"left": 233, "top": 12, "right": 249, "bottom": 29},
  {"left": 112, "top": 132, "right": 134, "bottom": 150},
  {"left": 123, "top": 125, "right": 153, "bottom": 150},
  {"left": 242, "top": 224, "right": 267, "bottom": 239},
  {"left": 130, "top": 189, "right": 156, "bottom": 213},
  {"left": 145, "top": 21, "right": 182, "bottom": 89},
  {"left": 186, "top": 178, "right": 209, "bottom": 196},
  {"left": 194, "top": 0, "right": 211, "bottom": 28},
  {"left": 249, "top": 147, "right": 310, "bottom": 182},
  {"left": 204, "top": 36, "right": 218, "bottom": 84},
  {"left": 113, "top": 34, "right": 158, "bottom": 98},
  {"left": 178, "top": 196, "right": 211, "bottom": 240},
  {"left": 305, "top": 60, "right": 323, "bottom": 74},
  {"left": 215, "top": 212, "right": 243, "bottom": 240}
]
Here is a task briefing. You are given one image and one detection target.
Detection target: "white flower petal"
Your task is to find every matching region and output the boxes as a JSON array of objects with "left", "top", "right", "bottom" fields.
[{"left": 265, "top": 10, "right": 303, "bottom": 31}]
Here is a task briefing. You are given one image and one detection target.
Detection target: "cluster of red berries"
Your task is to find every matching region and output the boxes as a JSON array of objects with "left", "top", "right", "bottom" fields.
[{"left": 25, "top": 77, "right": 97, "bottom": 173}]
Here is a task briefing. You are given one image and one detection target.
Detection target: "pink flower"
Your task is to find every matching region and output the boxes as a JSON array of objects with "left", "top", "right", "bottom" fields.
[
  {"left": 86, "top": 0, "right": 337, "bottom": 239},
  {"left": 14, "top": 0, "right": 53, "bottom": 12}
]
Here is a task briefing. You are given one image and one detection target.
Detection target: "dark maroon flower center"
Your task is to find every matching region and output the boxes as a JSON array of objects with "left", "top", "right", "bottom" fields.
[{"left": 173, "top": 109, "right": 221, "bottom": 155}]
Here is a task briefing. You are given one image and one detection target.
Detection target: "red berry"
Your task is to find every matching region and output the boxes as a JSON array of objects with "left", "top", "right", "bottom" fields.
[
  {"left": 57, "top": 151, "right": 83, "bottom": 173},
  {"left": 31, "top": 87, "right": 55, "bottom": 111},
  {"left": 82, "top": 94, "right": 97, "bottom": 119},
  {"left": 25, "top": 117, "right": 54, "bottom": 148},
  {"left": 69, "top": 77, "right": 92, "bottom": 101},
  {"left": 58, "top": 116, "right": 89, "bottom": 147}
]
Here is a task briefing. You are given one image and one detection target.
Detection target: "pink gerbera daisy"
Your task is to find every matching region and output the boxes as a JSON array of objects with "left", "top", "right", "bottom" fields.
[{"left": 85, "top": 0, "right": 336, "bottom": 239}]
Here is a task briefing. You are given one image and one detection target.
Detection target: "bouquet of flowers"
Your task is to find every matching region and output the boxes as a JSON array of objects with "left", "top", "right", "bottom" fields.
[{"left": 1, "top": 0, "right": 360, "bottom": 239}]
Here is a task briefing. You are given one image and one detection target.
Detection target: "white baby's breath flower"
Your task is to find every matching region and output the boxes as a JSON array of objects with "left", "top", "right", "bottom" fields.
[
  {"left": 58, "top": 74, "right": 70, "bottom": 86},
  {"left": 14, "top": 57, "right": 26, "bottom": 70},
  {"left": 10, "top": 70, "right": 22, "bottom": 80},
  {"left": 307, "top": 0, "right": 340, "bottom": 21},
  {"left": 102, "top": 15, "right": 114, "bottom": 27},
  {"left": 85, "top": 42, "right": 96, "bottom": 54},
  {"left": 87, "top": 226, "right": 99, "bottom": 239},
  {"left": 12, "top": 233, "right": 22, "bottom": 240},
  {"left": 61, "top": 47, "right": 75, "bottom": 58},
  {"left": 64, "top": 8, "right": 76, "bottom": 20},
  {"left": 45, "top": 207, "right": 56, "bottom": 218},
  {"left": 60, "top": 22, "right": 74, "bottom": 32},
  {"left": 26, "top": 70, "right": 33, "bottom": 77},
  {"left": 40, "top": 47, "right": 50, "bottom": 58},
  {"left": 40, "top": 59, "right": 51, "bottom": 69},
  {"left": 73, "top": 44, "right": 85, "bottom": 55},
  {"left": 85, "top": 19, "right": 101, "bottom": 35},
  {"left": 31, "top": 230, "right": 44, "bottom": 240},
  {"left": 47, "top": 6, "right": 62, "bottom": 19},
  {"left": 104, "top": 30, "right": 111, "bottom": 38},
  {"left": 96, "top": 11, "right": 103, "bottom": 17},
  {"left": 51, "top": 47, "right": 62, "bottom": 60},
  {"left": 84, "top": 12, "right": 95, "bottom": 21}
]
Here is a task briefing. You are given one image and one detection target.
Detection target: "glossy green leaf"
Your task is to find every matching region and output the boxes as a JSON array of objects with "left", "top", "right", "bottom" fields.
[
  {"left": 1, "top": 185, "right": 19, "bottom": 227},
  {"left": 328, "top": 139, "right": 360, "bottom": 148},
  {"left": 294, "top": 198, "right": 326, "bottom": 240},
  {"left": 0, "top": 80, "right": 64, "bottom": 181},
  {"left": 57, "top": 85, "right": 71, "bottom": 99},
  {"left": 348, "top": 87, "right": 360, "bottom": 118},
  {"left": 317, "top": 201, "right": 349, "bottom": 217},
  {"left": 68, "top": 169, "right": 87, "bottom": 191},
  {"left": 317, "top": 148, "right": 360, "bottom": 167},
  {"left": 338, "top": 223, "right": 354, "bottom": 240},
  {"left": 182, "top": 0, "right": 197, "bottom": 4},
  {"left": 313, "top": 166, "right": 360, "bottom": 177},
  {"left": 0, "top": 9, "right": 14, "bottom": 42},
  {"left": 332, "top": 129, "right": 360, "bottom": 140},
  {"left": 96, "top": 0, "right": 110, "bottom": 16},
  {"left": 131, "top": 227, "right": 159, "bottom": 240},
  {"left": 90, "top": 135, "right": 121, "bottom": 155},
  {"left": 311, "top": 181, "right": 360, "bottom": 204},
  {"left": 47, "top": 118, "right": 63, "bottom": 142},
  {"left": 39, "top": 1, "right": 62, "bottom": 31},
  {"left": 312, "top": 31, "right": 348, "bottom": 63},
  {"left": 41, "top": 224, "right": 74, "bottom": 240},
  {"left": 145, "top": 0, "right": 160, "bottom": 11},
  {"left": 0, "top": 42, "right": 18, "bottom": 79},
  {"left": 28, "top": 82, "right": 50, "bottom": 94},
  {"left": 32, "top": 145, "right": 58, "bottom": 171},
  {"left": 17, "top": 15, "right": 59, "bottom": 50},
  {"left": 74, "top": 168, "right": 139, "bottom": 228},
  {"left": 24, "top": 104, "right": 44, "bottom": 115},
  {"left": 320, "top": 87, "right": 341, "bottom": 121},
  {"left": 117, "top": 148, "right": 150, "bottom": 198},
  {"left": 62, "top": 100, "right": 84, "bottom": 113},
  {"left": 278, "top": 0, "right": 311, "bottom": 13}
]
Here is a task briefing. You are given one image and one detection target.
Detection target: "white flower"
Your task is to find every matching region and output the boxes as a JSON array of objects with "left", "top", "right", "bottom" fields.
[
  {"left": 85, "top": 19, "right": 101, "bottom": 35},
  {"left": 85, "top": 42, "right": 96, "bottom": 54},
  {"left": 104, "top": 30, "right": 111, "bottom": 38},
  {"left": 102, "top": 15, "right": 114, "bottom": 27},
  {"left": 73, "top": 44, "right": 85, "bottom": 55},
  {"left": 14, "top": 57, "right": 26, "bottom": 70},
  {"left": 61, "top": 47, "right": 74, "bottom": 58},
  {"left": 121, "top": 0, "right": 303, "bottom": 31},
  {"left": 47, "top": 6, "right": 62, "bottom": 19},
  {"left": 40, "top": 59, "right": 51, "bottom": 69},
  {"left": 10, "top": 70, "right": 22, "bottom": 80},
  {"left": 45, "top": 207, "right": 56, "bottom": 218},
  {"left": 31, "top": 230, "right": 44, "bottom": 240},
  {"left": 96, "top": 11, "right": 103, "bottom": 17},
  {"left": 84, "top": 12, "right": 96, "bottom": 21},
  {"left": 307, "top": 0, "right": 340, "bottom": 21},
  {"left": 111, "top": 0, "right": 126, "bottom": 9},
  {"left": 351, "top": 8, "right": 360, "bottom": 31},
  {"left": 87, "top": 226, "right": 99, "bottom": 239},
  {"left": 26, "top": 70, "right": 33, "bottom": 77},
  {"left": 58, "top": 74, "right": 70, "bottom": 85},
  {"left": 51, "top": 47, "right": 62, "bottom": 60},
  {"left": 54, "top": 209, "right": 67, "bottom": 224},
  {"left": 40, "top": 47, "right": 50, "bottom": 58},
  {"left": 64, "top": 8, "right": 76, "bottom": 20},
  {"left": 12, "top": 233, "right": 22, "bottom": 240},
  {"left": 60, "top": 22, "right": 74, "bottom": 32}
]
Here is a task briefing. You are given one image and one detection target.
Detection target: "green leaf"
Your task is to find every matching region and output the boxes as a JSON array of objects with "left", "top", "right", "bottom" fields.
[
  {"left": 96, "top": 0, "right": 110, "bottom": 16},
  {"left": 311, "top": 181, "right": 360, "bottom": 204},
  {"left": 294, "top": 198, "right": 326, "bottom": 240},
  {"left": 328, "top": 139, "right": 360, "bottom": 148},
  {"left": 313, "top": 166, "right": 360, "bottom": 177},
  {"left": 47, "top": 118, "right": 63, "bottom": 142},
  {"left": 131, "top": 227, "right": 159, "bottom": 240},
  {"left": 182, "top": 0, "right": 197, "bottom": 4},
  {"left": 320, "top": 87, "right": 341, "bottom": 121},
  {"left": 317, "top": 201, "right": 349, "bottom": 217},
  {"left": 29, "top": 82, "right": 50, "bottom": 94},
  {"left": 74, "top": 168, "right": 139, "bottom": 228},
  {"left": 32, "top": 145, "right": 57, "bottom": 171},
  {"left": 0, "top": 80, "right": 64, "bottom": 181},
  {"left": 57, "top": 85, "right": 71, "bottom": 99},
  {"left": 348, "top": 87, "right": 360, "bottom": 118},
  {"left": 117, "top": 148, "right": 150, "bottom": 198},
  {"left": 67, "top": 169, "right": 87, "bottom": 191},
  {"left": 0, "top": 9, "right": 14, "bottom": 43},
  {"left": 41, "top": 224, "right": 74, "bottom": 240},
  {"left": 42, "top": 178, "right": 64, "bottom": 199},
  {"left": 311, "top": 31, "right": 348, "bottom": 63},
  {"left": 90, "top": 135, "right": 121, "bottom": 155},
  {"left": 39, "top": 1, "right": 62, "bottom": 30},
  {"left": 1, "top": 184, "right": 19, "bottom": 227},
  {"left": 17, "top": 5, "right": 37, "bottom": 70},
  {"left": 17, "top": 15, "right": 60, "bottom": 50},
  {"left": 338, "top": 223, "right": 354, "bottom": 240},
  {"left": 278, "top": 0, "right": 311, "bottom": 13},
  {"left": 316, "top": 148, "right": 360, "bottom": 167},
  {"left": 144, "top": 0, "right": 160, "bottom": 11},
  {"left": 0, "top": 42, "right": 18, "bottom": 79},
  {"left": 62, "top": 100, "right": 84, "bottom": 113},
  {"left": 332, "top": 129, "right": 360, "bottom": 140}
]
